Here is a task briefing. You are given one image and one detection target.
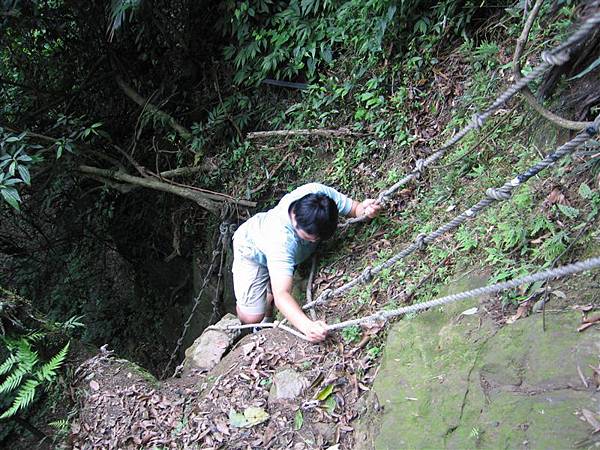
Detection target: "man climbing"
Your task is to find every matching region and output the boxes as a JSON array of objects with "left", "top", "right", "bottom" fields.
[{"left": 232, "top": 183, "right": 381, "bottom": 343}]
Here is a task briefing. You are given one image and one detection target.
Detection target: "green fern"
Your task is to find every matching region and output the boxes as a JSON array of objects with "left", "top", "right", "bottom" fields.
[
  {"left": 0, "top": 366, "right": 29, "bottom": 394},
  {"left": 49, "top": 419, "right": 70, "bottom": 432},
  {"left": 0, "top": 379, "right": 40, "bottom": 419},
  {"left": 0, "top": 354, "right": 18, "bottom": 376},
  {"left": 36, "top": 342, "right": 69, "bottom": 382},
  {"left": 0, "top": 334, "right": 70, "bottom": 419}
]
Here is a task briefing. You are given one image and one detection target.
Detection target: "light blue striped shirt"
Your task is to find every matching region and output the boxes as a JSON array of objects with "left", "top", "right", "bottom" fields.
[{"left": 233, "top": 183, "right": 352, "bottom": 277}]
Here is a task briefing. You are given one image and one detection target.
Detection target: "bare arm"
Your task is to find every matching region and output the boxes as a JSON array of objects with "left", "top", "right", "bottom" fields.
[
  {"left": 270, "top": 274, "right": 327, "bottom": 342},
  {"left": 348, "top": 198, "right": 382, "bottom": 218}
]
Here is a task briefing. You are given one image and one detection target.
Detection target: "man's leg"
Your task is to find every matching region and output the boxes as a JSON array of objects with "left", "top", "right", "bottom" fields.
[
  {"left": 236, "top": 305, "right": 264, "bottom": 324},
  {"left": 232, "top": 252, "right": 271, "bottom": 324}
]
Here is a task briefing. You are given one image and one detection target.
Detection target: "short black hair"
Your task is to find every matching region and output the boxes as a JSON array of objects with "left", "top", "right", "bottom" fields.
[{"left": 289, "top": 193, "right": 338, "bottom": 240}]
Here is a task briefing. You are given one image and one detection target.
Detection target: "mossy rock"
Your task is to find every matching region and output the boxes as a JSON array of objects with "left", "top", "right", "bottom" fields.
[{"left": 355, "top": 271, "right": 600, "bottom": 449}]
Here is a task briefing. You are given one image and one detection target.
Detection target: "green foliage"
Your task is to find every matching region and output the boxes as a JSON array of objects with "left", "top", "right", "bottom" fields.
[
  {"left": 107, "top": 0, "right": 144, "bottom": 41},
  {"left": 340, "top": 325, "right": 361, "bottom": 343},
  {"left": 219, "top": 0, "right": 397, "bottom": 86},
  {"left": 0, "top": 334, "right": 70, "bottom": 419}
]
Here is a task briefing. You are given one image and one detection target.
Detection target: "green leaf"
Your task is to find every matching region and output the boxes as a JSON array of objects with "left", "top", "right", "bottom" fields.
[
  {"left": 17, "top": 154, "right": 32, "bottom": 162},
  {"left": 315, "top": 384, "right": 333, "bottom": 401},
  {"left": 229, "top": 409, "right": 248, "bottom": 428},
  {"left": 294, "top": 410, "right": 303, "bottom": 430},
  {"left": 1, "top": 187, "right": 21, "bottom": 211},
  {"left": 323, "top": 395, "right": 336, "bottom": 414},
  {"left": 556, "top": 204, "right": 579, "bottom": 220},
  {"left": 4, "top": 177, "right": 22, "bottom": 186},
  {"left": 5, "top": 136, "right": 21, "bottom": 143},
  {"left": 243, "top": 406, "right": 269, "bottom": 427},
  {"left": 17, "top": 165, "right": 30, "bottom": 185},
  {"left": 578, "top": 183, "right": 593, "bottom": 200},
  {"left": 321, "top": 46, "right": 332, "bottom": 64},
  {"left": 568, "top": 56, "right": 600, "bottom": 80},
  {"left": 229, "top": 407, "right": 270, "bottom": 428}
]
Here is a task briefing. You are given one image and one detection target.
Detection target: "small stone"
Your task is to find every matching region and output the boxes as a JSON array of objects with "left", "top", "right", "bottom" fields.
[
  {"left": 312, "top": 422, "right": 335, "bottom": 444},
  {"left": 183, "top": 313, "right": 241, "bottom": 371},
  {"left": 268, "top": 369, "right": 309, "bottom": 403},
  {"left": 532, "top": 299, "right": 546, "bottom": 313}
]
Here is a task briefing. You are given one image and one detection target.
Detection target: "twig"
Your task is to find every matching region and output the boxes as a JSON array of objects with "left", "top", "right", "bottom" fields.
[
  {"left": 114, "top": 74, "right": 193, "bottom": 140},
  {"left": 247, "top": 128, "right": 367, "bottom": 140},
  {"left": 249, "top": 152, "right": 293, "bottom": 195},
  {"left": 306, "top": 254, "right": 318, "bottom": 320}
]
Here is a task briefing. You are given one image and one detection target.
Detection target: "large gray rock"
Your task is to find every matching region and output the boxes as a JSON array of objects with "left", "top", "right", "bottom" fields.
[
  {"left": 268, "top": 368, "right": 309, "bottom": 403},
  {"left": 183, "top": 313, "right": 241, "bottom": 371}
]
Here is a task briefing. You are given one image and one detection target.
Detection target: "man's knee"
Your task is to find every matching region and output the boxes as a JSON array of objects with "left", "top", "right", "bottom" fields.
[{"left": 236, "top": 305, "right": 264, "bottom": 324}]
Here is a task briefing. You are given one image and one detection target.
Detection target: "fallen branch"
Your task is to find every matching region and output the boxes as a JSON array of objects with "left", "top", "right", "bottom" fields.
[
  {"left": 513, "top": 0, "right": 593, "bottom": 131},
  {"left": 247, "top": 128, "right": 365, "bottom": 140},
  {"left": 79, "top": 165, "right": 255, "bottom": 213},
  {"left": 160, "top": 161, "right": 217, "bottom": 179}
]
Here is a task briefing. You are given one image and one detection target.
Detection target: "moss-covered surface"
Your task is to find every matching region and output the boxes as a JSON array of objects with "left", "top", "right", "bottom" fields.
[{"left": 355, "top": 271, "right": 600, "bottom": 449}]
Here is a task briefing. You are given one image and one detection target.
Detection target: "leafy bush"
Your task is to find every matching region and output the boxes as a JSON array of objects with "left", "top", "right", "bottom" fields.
[{"left": 219, "top": 0, "right": 397, "bottom": 86}]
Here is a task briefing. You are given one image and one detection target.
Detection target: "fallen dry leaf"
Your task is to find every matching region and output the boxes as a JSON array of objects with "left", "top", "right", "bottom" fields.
[
  {"left": 577, "top": 322, "right": 596, "bottom": 332},
  {"left": 506, "top": 303, "right": 530, "bottom": 324},
  {"left": 543, "top": 188, "right": 567, "bottom": 208},
  {"left": 580, "top": 409, "right": 600, "bottom": 433},
  {"left": 582, "top": 314, "right": 600, "bottom": 325}
]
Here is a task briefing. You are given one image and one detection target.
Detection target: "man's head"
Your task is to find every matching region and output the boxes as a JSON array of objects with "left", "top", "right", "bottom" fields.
[{"left": 289, "top": 193, "right": 338, "bottom": 242}]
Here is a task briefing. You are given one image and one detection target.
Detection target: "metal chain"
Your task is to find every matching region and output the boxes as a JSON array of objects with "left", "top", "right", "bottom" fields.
[
  {"left": 342, "top": 11, "right": 600, "bottom": 227},
  {"left": 208, "top": 223, "right": 236, "bottom": 325},
  {"left": 305, "top": 116, "right": 599, "bottom": 310},
  {"left": 326, "top": 256, "right": 600, "bottom": 331},
  {"left": 160, "top": 230, "right": 226, "bottom": 380}
]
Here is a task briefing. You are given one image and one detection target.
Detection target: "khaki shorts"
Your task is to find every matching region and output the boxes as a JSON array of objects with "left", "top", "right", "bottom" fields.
[{"left": 232, "top": 244, "right": 271, "bottom": 316}]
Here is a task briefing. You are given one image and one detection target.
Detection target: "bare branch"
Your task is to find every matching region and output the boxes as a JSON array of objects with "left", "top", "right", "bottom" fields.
[
  {"left": 114, "top": 75, "right": 192, "bottom": 140},
  {"left": 78, "top": 165, "right": 255, "bottom": 212},
  {"left": 159, "top": 161, "right": 217, "bottom": 179}
]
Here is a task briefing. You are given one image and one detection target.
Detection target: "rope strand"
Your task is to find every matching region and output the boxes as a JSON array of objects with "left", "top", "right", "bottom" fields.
[
  {"left": 326, "top": 256, "right": 600, "bottom": 331},
  {"left": 306, "top": 115, "right": 599, "bottom": 310}
]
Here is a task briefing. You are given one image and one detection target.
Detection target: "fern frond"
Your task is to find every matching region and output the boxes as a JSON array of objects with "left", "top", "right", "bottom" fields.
[
  {"left": 0, "top": 354, "right": 18, "bottom": 376},
  {"left": 49, "top": 419, "right": 70, "bottom": 432},
  {"left": 0, "top": 378, "right": 39, "bottom": 419},
  {"left": 25, "top": 331, "right": 46, "bottom": 343},
  {"left": 35, "top": 341, "right": 69, "bottom": 382},
  {"left": 0, "top": 366, "right": 27, "bottom": 394},
  {"left": 16, "top": 340, "right": 38, "bottom": 372}
]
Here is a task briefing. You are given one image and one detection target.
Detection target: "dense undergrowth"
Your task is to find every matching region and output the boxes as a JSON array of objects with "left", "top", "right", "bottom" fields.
[{"left": 1, "top": 0, "right": 599, "bottom": 446}]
